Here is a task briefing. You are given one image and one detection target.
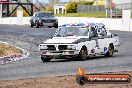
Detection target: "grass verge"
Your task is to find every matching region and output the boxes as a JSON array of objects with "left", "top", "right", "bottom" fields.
[
  {"left": 0, "top": 43, "right": 22, "bottom": 57},
  {"left": 55, "top": 12, "right": 106, "bottom": 18}
]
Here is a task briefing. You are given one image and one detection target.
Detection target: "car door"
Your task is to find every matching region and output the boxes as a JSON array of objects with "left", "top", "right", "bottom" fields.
[
  {"left": 97, "top": 27, "right": 109, "bottom": 53},
  {"left": 88, "top": 26, "right": 99, "bottom": 54}
]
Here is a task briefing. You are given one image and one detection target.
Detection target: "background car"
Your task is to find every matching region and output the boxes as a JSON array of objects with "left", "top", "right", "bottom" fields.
[{"left": 30, "top": 11, "right": 58, "bottom": 28}]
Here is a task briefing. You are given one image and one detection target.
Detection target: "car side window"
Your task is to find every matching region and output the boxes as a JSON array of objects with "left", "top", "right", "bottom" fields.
[
  {"left": 98, "top": 27, "right": 107, "bottom": 36},
  {"left": 89, "top": 27, "right": 98, "bottom": 38}
]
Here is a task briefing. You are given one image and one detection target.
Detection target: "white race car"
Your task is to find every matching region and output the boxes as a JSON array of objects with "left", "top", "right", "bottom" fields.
[{"left": 39, "top": 23, "right": 119, "bottom": 62}]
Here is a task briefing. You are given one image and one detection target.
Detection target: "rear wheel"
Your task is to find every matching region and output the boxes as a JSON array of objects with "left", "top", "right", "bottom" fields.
[
  {"left": 105, "top": 44, "right": 114, "bottom": 57},
  {"left": 41, "top": 56, "right": 51, "bottom": 62},
  {"left": 78, "top": 48, "right": 87, "bottom": 61}
]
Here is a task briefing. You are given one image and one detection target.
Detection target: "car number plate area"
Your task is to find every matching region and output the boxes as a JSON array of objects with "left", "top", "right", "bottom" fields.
[
  {"left": 52, "top": 51, "right": 63, "bottom": 55},
  {"left": 53, "top": 53, "right": 63, "bottom": 55},
  {"left": 45, "top": 51, "right": 63, "bottom": 56},
  {"left": 43, "top": 23, "right": 53, "bottom": 26}
]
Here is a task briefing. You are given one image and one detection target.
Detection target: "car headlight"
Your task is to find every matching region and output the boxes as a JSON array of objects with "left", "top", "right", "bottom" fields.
[
  {"left": 39, "top": 45, "right": 48, "bottom": 50},
  {"left": 55, "top": 19, "right": 58, "bottom": 23},
  {"left": 67, "top": 45, "right": 76, "bottom": 50},
  {"left": 38, "top": 20, "right": 42, "bottom": 23}
]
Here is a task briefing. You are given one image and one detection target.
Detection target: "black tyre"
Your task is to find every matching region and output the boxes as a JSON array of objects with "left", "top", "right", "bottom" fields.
[
  {"left": 30, "top": 23, "right": 34, "bottom": 27},
  {"left": 105, "top": 44, "right": 114, "bottom": 57},
  {"left": 41, "top": 56, "right": 51, "bottom": 62},
  {"left": 78, "top": 48, "right": 87, "bottom": 61}
]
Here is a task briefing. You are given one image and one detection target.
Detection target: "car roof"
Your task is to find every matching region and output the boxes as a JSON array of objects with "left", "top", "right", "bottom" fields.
[
  {"left": 33, "top": 11, "right": 53, "bottom": 14},
  {"left": 60, "top": 23, "right": 106, "bottom": 28}
]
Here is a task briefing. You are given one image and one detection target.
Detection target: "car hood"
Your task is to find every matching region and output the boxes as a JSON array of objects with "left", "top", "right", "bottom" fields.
[
  {"left": 44, "top": 36, "right": 82, "bottom": 44},
  {"left": 40, "top": 17, "right": 56, "bottom": 20}
]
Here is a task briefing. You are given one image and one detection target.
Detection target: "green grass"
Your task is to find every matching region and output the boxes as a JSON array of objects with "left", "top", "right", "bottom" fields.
[
  {"left": 55, "top": 12, "right": 106, "bottom": 18},
  {"left": 0, "top": 49, "right": 5, "bottom": 56}
]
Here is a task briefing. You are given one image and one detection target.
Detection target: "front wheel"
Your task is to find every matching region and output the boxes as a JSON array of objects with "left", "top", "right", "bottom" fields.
[
  {"left": 78, "top": 49, "right": 87, "bottom": 61},
  {"left": 41, "top": 56, "right": 51, "bottom": 62},
  {"left": 30, "top": 23, "right": 34, "bottom": 27}
]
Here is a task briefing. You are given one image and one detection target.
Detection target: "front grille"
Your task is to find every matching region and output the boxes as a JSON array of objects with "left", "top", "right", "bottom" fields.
[
  {"left": 52, "top": 51, "right": 63, "bottom": 53},
  {"left": 47, "top": 45, "right": 56, "bottom": 50},
  {"left": 43, "top": 20, "right": 55, "bottom": 23},
  {"left": 58, "top": 45, "right": 67, "bottom": 50},
  {"left": 52, "top": 20, "right": 56, "bottom": 22}
]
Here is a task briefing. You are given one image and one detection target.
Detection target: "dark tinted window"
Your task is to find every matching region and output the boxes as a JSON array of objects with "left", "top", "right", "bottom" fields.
[{"left": 35, "top": 13, "right": 53, "bottom": 18}]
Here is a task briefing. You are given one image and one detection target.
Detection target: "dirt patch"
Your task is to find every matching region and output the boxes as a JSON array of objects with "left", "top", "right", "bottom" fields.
[
  {"left": 0, "top": 43, "right": 22, "bottom": 57},
  {"left": 0, "top": 71, "right": 132, "bottom": 88}
]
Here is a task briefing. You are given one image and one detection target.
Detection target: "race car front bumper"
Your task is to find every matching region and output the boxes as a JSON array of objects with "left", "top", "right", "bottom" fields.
[{"left": 41, "top": 50, "right": 79, "bottom": 59}]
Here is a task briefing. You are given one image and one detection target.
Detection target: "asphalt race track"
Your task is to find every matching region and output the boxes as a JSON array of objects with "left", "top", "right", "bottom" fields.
[{"left": 0, "top": 24, "right": 132, "bottom": 80}]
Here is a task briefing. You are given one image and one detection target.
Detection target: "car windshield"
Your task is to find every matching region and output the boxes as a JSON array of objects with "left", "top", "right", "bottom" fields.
[
  {"left": 35, "top": 13, "right": 53, "bottom": 18},
  {"left": 55, "top": 27, "right": 89, "bottom": 37}
]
